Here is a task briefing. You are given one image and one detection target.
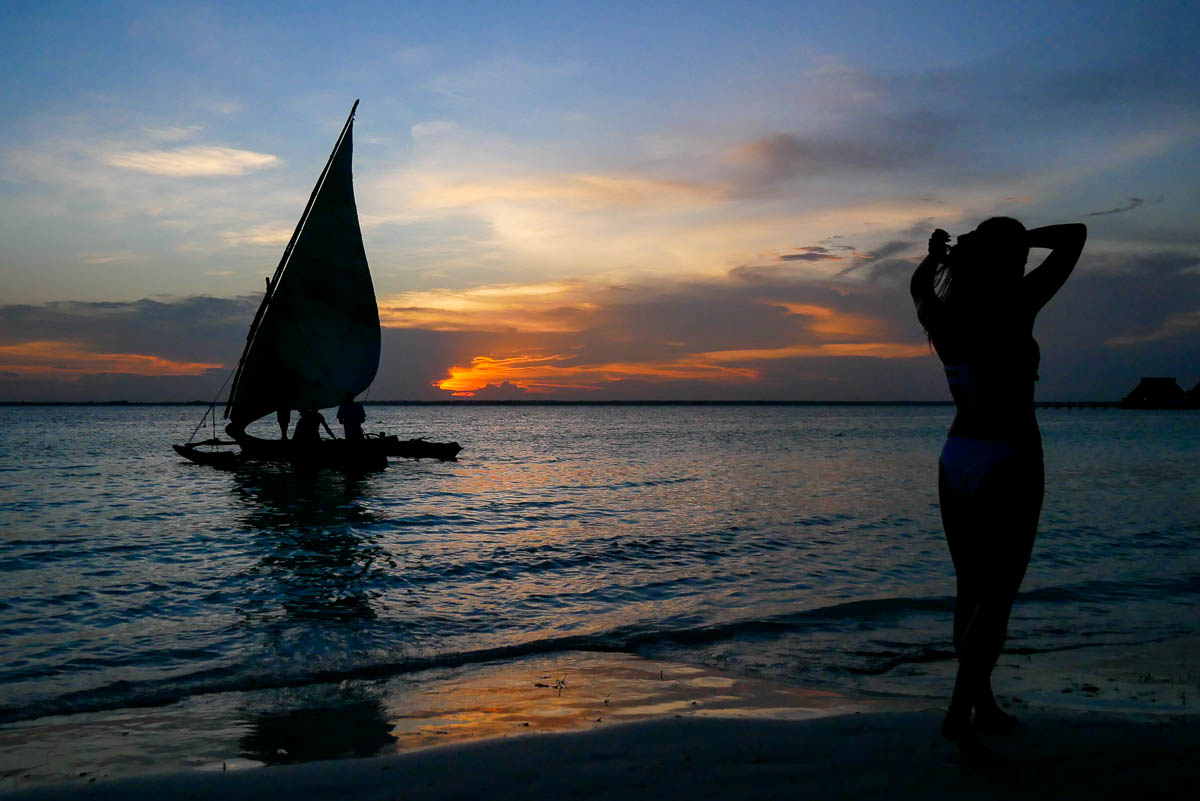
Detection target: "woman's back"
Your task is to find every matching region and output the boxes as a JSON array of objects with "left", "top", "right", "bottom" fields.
[
  {"left": 928, "top": 301, "right": 1040, "bottom": 443},
  {"left": 912, "top": 220, "right": 1087, "bottom": 444}
]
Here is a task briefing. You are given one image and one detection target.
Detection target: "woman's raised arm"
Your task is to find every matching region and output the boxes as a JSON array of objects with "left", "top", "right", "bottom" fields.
[
  {"left": 911, "top": 228, "right": 949, "bottom": 329},
  {"left": 1023, "top": 223, "right": 1087, "bottom": 313}
]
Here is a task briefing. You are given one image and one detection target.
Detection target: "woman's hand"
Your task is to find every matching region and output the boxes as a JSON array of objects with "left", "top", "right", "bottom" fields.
[{"left": 929, "top": 228, "right": 951, "bottom": 258}]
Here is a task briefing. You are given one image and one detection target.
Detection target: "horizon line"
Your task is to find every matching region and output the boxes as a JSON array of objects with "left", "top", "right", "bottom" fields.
[{"left": 0, "top": 399, "right": 1131, "bottom": 408}]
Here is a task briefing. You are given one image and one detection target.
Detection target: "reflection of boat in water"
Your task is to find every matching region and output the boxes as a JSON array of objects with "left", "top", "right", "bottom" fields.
[{"left": 173, "top": 100, "right": 461, "bottom": 470}]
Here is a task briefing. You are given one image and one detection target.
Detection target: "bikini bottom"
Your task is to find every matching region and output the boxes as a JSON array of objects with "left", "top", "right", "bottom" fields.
[{"left": 939, "top": 436, "right": 1041, "bottom": 497}]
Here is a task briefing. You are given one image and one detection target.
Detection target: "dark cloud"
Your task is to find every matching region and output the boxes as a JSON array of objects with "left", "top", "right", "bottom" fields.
[
  {"left": 587, "top": 288, "right": 799, "bottom": 354},
  {"left": 1084, "top": 195, "right": 1164, "bottom": 217},
  {"left": 0, "top": 296, "right": 489, "bottom": 403},
  {"left": 1082, "top": 250, "right": 1200, "bottom": 276},
  {"left": 778, "top": 247, "right": 843, "bottom": 262},
  {"left": 865, "top": 241, "right": 915, "bottom": 261},
  {"left": 1030, "top": 250, "right": 1200, "bottom": 398},
  {"left": 835, "top": 240, "right": 917, "bottom": 278},
  {"left": 464, "top": 381, "right": 528, "bottom": 400},
  {"left": 727, "top": 112, "right": 952, "bottom": 191},
  {"left": 728, "top": 264, "right": 787, "bottom": 283},
  {"left": 864, "top": 258, "right": 918, "bottom": 284},
  {"left": 3, "top": 245, "right": 1198, "bottom": 402},
  {"left": 0, "top": 296, "right": 256, "bottom": 364}
]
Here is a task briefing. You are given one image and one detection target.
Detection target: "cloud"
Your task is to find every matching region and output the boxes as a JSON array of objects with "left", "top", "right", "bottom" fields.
[
  {"left": 409, "top": 173, "right": 724, "bottom": 211},
  {"left": 0, "top": 341, "right": 221, "bottom": 378},
  {"left": 105, "top": 146, "right": 279, "bottom": 176},
  {"left": 835, "top": 240, "right": 917, "bottom": 278},
  {"left": 435, "top": 351, "right": 761, "bottom": 396},
  {"left": 401, "top": 269, "right": 931, "bottom": 398},
  {"left": 1086, "top": 197, "right": 1143, "bottom": 217},
  {"left": 1084, "top": 195, "right": 1164, "bottom": 217},
  {"left": 81, "top": 252, "right": 136, "bottom": 265},
  {"left": 455, "top": 380, "right": 528, "bottom": 400},
  {"left": 697, "top": 342, "right": 928, "bottom": 361},
  {"left": 410, "top": 120, "right": 459, "bottom": 140},
  {"left": 223, "top": 224, "right": 294, "bottom": 246},
  {"left": 777, "top": 247, "right": 844, "bottom": 262},
  {"left": 0, "top": 296, "right": 255, "bottom": 367},
  {"left": 1105, "top": 308, "right": 1200, "bottom": 346},
  {"left": 724, "top": 113, "right": 951, "bottom": 190},
  {"left": 380, "top": 282, "right": 595, "bottom": 333},
  {"left": 143, "top": 125, "right": 203, "bottom": 142},
  {"left": 3, "top": 241, "right": 1197, "bottom": 403}
]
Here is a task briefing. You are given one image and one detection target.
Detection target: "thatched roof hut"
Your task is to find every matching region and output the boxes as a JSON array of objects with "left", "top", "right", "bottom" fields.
[{"left": 1120, "top": 377, "right": 1186, "bottom": 409}]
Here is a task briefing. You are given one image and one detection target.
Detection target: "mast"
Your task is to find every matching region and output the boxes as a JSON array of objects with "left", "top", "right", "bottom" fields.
[{"left": 225, "top": 100, "right": 361, "bottom": 423}]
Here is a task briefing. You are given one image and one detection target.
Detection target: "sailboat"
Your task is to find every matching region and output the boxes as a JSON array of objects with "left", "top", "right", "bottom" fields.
[{"left": 174, "top": 100, "right": 462, "bottom": 470}]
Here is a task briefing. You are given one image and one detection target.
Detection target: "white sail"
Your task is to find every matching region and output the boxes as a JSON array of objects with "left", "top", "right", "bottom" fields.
[{"left": 225, "top": 103, "right": 379, "bottom": 430}]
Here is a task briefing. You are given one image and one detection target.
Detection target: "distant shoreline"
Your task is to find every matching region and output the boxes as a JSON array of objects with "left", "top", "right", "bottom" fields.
[{"left": 0, "top": 399, "right": 1134, "bottom": 408}]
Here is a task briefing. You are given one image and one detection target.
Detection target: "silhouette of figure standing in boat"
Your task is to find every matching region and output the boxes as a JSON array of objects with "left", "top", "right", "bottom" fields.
[
  {"left": 292, "top": 404, "right": 330, "bottom": 447},
  {"left": 910, "top": 217, "right": 1086, "bottom": 755},
  {"left": 337, "top": 393, "right": 366, "bottom": 441}
]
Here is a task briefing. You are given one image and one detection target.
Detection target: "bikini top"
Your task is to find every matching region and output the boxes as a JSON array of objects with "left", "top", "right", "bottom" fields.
[{"left": 943, "top": 336, "right": 1041, "bottom": 389}]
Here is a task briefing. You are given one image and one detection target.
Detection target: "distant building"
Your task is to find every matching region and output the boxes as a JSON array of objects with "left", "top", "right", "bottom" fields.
[
  {"left": 1120, "top": 377, "right": 1187, "bottom": 409},
  {"left": 1188, "top": 381, "right": 1200, "bottom": 410}
]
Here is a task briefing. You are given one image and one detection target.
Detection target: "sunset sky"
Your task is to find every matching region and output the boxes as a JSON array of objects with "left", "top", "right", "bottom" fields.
[{"left": 2, "top": 1, "right": 1198, "bottom": 402}]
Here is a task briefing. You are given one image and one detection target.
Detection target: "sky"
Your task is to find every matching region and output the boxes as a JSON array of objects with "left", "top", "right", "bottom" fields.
[{"left": 1, "top": 0, "right": 1198, "bottom": 402}]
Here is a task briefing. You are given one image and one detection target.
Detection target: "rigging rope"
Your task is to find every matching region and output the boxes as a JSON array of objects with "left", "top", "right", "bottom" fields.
[{"left": 185, "top": 367, "right": 235, "bottom": 445}]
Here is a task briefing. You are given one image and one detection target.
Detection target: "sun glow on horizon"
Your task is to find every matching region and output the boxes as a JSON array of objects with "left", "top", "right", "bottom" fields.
[{"left": 435, "top": 353, "right": 761, "bottom": 396}]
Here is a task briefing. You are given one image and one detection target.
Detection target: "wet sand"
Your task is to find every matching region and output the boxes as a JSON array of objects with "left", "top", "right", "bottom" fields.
[
  {"left": 2, "top": 638, "right": 1197, "bottom": 800},
  {"left": 4, "top": 709, "right": 1198, "bottom": 800}
]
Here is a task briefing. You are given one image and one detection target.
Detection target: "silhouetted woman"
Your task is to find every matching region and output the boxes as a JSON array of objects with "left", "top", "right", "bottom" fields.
[{"left": 910, "top": 218, "right": 1086, "bottom": 751}]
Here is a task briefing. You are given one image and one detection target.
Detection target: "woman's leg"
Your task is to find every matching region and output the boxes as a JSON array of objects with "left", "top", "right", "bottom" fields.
[
  {"left": 938, "top": 460, "right": 982, "bottom": 740},
  {"left": 939, "top": 454, "right": 1043, "bottom": 738},
  {"left": 971, "top": 457, "right": 1043, "bottom": 727}
]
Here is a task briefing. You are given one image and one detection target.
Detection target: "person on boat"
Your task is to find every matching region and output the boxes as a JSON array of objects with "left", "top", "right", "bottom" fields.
[
  {"left": 276, "top": 408, "right": 290, "bottom": 440},
  {"left": 292, "top": 404, "right": 327, "bottom": 446},
  {"left": 910, "top": 217, "right": 1086, "bottom": 754},
  {"left": 337, "top": 393, "right": 367, "bottom": 441}
]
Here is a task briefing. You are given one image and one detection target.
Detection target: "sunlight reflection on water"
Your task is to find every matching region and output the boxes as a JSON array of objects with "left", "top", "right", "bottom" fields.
[{"left": 0, "top": 405, "right": 1197, "bottom": 725}]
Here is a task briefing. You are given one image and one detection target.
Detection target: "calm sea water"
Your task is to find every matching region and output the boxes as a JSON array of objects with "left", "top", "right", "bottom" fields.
[{"left": 1, "top": 405, "right": 1197, "bottom": 726}]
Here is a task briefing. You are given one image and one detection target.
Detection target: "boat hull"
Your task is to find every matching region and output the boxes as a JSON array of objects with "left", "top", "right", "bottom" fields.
[
  {"left": 173, "top": 434, "right": 461, "bottom": 470},
  {"left": 377, "top": 435, "right": 463, "bottom": 460}
]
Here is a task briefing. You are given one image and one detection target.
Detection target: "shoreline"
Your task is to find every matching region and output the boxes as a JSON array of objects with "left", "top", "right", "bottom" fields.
[
  {"left": 3, "top": 637, "right": 1197, "bottom": 798},
  {"left": 0, "top": 652, "right": 889, "bottom": 792},
  {"left": 2, "top": 400, "right": 1137, "bottom": 407},
  {"left": 5, "top": 708, "right": 1197, "bottom": 800}
]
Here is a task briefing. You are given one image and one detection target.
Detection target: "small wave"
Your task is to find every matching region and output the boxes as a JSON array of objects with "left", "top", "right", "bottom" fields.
[
  {"left": 0, "top": 593, "right": 953, "bottom": 725},
  {"left": 1021, "top": 574, "right": 1200, "bottom": 604}
]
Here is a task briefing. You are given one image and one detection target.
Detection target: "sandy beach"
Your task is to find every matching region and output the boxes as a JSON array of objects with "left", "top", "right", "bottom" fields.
[
  {"left": 3, "top": 637, "right": 1197, "bottom": 800},
  {"left": 4, "top": 708, "right": 1198, "bottom": 800}
]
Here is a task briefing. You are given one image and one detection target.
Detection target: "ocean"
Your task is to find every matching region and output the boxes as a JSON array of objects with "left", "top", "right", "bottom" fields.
[{"left": 1, "top": 404, "right": 1197, "bottom": 767}]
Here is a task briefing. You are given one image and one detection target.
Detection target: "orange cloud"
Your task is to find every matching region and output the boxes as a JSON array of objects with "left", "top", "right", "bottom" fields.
[
  {"left": 436, "top": 353, "right": 759, "bottom": 396},
  {"left": 402, "top": 280, "right": 928, "bottom": 396},
  {"left": 698, "top": 342, "right": 929, "bottom": 362},
  {"left": 379, "top": 283, "right": 597, "bottom": 333},
  {"left": 769, "top": 303, "right": 885, "bottom": 339},
  {"left": 0, "top": 341, "right": 222, "bottom": 378}
]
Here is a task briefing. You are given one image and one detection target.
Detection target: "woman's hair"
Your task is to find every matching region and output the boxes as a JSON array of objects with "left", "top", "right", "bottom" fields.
[{"left": 933, "top": 216, "right": 1026, "bottom": 304}]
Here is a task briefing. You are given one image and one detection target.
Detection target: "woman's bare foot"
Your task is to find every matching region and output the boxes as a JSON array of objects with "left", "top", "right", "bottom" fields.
[
  {"left": 973, "top": 703, "right": 1019, "bottom": 734},
  {"left": 943, "top": 712, "right": 1009, "bottom": 770}
]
